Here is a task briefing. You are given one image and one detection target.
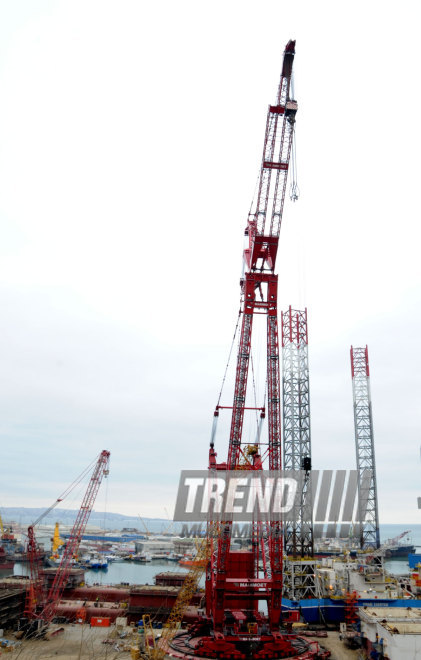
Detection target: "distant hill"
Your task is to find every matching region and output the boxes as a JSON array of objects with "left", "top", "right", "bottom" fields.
[{"left": 0, "top": 507, "right": 176, "bottom": 532}]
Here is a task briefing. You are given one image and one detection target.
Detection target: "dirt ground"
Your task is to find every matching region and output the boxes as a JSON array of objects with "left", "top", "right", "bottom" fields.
[
  {"left": 1, "top": 623, "right": 135, "bottom": 659},
  {"left": 308, "top": 631, "right": 362, "bottom": 660},
  {"left": 1, "top": 626, "right": 362, "bottom": 660}
]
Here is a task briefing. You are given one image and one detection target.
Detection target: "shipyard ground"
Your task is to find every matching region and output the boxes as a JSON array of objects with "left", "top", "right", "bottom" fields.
[
  {"left": 1, "top": 623, "right": 134, "bottom": 658},
  {"left": 306, "top": 632, "right": 359, "bottom": 660},
  {"left": 0, "top": 625, "right": 360, "bottom": 659}
]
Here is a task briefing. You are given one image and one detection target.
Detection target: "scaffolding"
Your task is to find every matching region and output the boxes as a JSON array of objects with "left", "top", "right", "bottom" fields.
[{"left": 282, "top": 558, "right": 317, "bottom": 600}]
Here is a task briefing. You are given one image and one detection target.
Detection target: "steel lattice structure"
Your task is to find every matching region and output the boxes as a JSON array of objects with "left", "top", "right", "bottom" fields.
[
  {"left": 39, "top": 451, "right": 110, "bottom": 624},
  {"left": 281, "top": 307, "right": 313, "bottom": 558},
  {"left": 350, "top": 346, "right": 380, "bottom": 550},
  {"left": 282, "top": 559, "right": 317, "bottom": 600},
  {"left": 201, "top": 41, "right": 300, "bottom": 659},
  {"left": 24, "top": 525, "right": 45, "bottom": 617},
  {"left": 24, "top": 450, "right": 110, "bottom": 627}
]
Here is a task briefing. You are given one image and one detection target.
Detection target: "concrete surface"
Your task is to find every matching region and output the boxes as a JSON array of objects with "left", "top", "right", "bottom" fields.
[
  {"left": 308, "top": 631, "right": 361, "bottom": 660},
  {"left": 1, "top": 623, "right": 134, "bottom": 658}
]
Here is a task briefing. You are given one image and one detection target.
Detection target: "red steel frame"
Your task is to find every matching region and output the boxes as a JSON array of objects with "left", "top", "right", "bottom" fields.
[
  {"left": 24, "top": 525, "right": 46, "bottom": 617},
  {"left": 203, "top": 40, "right": 298, "bottom": 657},
  {"left": 26, "top": 450, "right": 110, "bottom": 624},
  {"left": 41, "top": 450, "right": 110, "bottom": 623}
]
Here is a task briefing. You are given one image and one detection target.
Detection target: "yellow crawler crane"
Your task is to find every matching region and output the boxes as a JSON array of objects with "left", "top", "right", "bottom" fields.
[
  {"left": 142, "top": 537, "right": 210, "bottom": 660},
  {"left": 142, "top": 614, "right": 158, "bottom": 655},
  {"left": 238, "top": 444, "right": 259, "bottom": 469},
  {"left": 50, "top": 522, "right": 64, "bottom": 559}
]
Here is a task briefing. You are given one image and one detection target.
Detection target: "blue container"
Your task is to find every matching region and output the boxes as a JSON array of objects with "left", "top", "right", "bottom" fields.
[{"left": 409, "top": 554, "right": 421, "bottom": 569}]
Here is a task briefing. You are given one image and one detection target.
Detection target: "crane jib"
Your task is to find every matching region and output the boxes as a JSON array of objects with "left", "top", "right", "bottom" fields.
[{"left": 207, "top": 40, "right": 297, "bottom": 642}]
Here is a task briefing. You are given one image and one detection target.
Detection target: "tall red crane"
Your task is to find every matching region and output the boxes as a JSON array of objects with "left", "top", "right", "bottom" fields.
[
  {"left": 25, "top": 498, "right": 68, "bottom": 618},
  {"left": 41, "top": 450, "right": 110, "bottom": 624},
  {"left": 192, "top": 41, "right": 311, "bottom": 660},
  {"left": 25, "top": 525, "right": 47, "bottom": 617},
  {"left": 25, "top": 450, "right": 110, "bottom": 627}
]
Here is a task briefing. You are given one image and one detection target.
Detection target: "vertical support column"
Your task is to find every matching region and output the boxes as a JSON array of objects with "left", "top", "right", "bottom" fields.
[
  {"left": 267, "top": 276, "right": 282, "bottom": 472},
  {"left": 282, "top": 307, "right": 313, "bottom": 558},
  {"left": 267, "top": 275, "right": 282, "bottom": 629},
  {"left": 227, "top": 274, "right": 256, "bottom": 469},
  {"left": 350, "top": 346, "right": 380, "bottom": 550}
]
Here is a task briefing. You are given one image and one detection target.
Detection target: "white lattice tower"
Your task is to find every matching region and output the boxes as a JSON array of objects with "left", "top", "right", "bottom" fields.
[
  {"left": 350, "top": 346, "right": 380, "bottom": 550},
  {"left": 282, "top": 307, "right": 313, "bottom": 559}
]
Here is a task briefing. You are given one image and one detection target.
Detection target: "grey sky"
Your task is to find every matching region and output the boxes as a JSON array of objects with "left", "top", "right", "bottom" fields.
[{"left": 0, "top": 1, "right": 420, "bottom": 523}]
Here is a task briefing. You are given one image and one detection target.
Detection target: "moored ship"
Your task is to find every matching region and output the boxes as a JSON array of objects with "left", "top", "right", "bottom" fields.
[{"left": 0, "top": 546, "right": 13, "bottom": 573}]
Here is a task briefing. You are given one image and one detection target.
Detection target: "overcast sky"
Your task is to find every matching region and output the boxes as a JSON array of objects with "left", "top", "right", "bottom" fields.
[{"left": 0, "top": 1, "right": 420, "bottom": 525}]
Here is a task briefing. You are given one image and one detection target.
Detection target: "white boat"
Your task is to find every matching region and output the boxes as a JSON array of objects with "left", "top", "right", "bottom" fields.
[{"left": 81, "top": 552, "right": 108, "bottom": 570}]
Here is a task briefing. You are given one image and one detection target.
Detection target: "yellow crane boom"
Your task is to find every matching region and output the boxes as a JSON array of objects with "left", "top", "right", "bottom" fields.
[{"left": 142, "top": 537, "right": 210, "bottom": 660}]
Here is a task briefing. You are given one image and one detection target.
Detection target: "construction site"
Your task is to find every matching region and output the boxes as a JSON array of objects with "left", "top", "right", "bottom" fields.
[
  {"left": 0, "top": 34, "right": 419, "bottom": 660},
  {"left": 2, "top": 0, "right": 421, "bottom": 656}
]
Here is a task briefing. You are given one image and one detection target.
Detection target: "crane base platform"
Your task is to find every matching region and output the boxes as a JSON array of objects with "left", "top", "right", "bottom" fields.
[{"left": 167, "top": 631, "right": 330, "bottom": 659}]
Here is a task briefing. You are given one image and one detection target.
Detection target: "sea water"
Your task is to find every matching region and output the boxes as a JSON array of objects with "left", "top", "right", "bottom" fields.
[
  {"left": 13, "top": 558, "right": 190, "bottom": 586},
  {"left": 13, "top": 524, "right": 421, "bottom": 585}
]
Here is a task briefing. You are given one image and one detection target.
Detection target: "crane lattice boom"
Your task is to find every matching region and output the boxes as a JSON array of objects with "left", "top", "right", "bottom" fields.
[
  {"left": 27, "top": 450, "right": 110, "bottom": 625},
  {"left": 41, "top": 450, "right": 110, "bottom": 623},
  {"left": 203, "top": 40, "right": 299, "bottom": 658}
]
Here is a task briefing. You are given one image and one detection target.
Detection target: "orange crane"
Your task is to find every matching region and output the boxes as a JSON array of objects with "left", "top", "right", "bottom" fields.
[{"left": 138, "top": 514, "right": 153, "bottom": 537}]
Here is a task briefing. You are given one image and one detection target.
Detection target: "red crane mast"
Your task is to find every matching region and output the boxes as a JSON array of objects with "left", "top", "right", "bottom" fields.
[
  {"left": 228, "top": 41, "right": 297, "bottom": 473},
  {"left": 25, "top": 496, "right": 71, "bottom": 617},
  {"left": 25, "top": 525, "right": 46, "bottom": 617},
  {"left": 200, "top": 41, "right": 300, "bottom": 659},
  {"left": 40, "top": 450, "right": 110, "bottom": 624},
  {"left": 24, "top": 450, "right": 110, "bottom": 627}
]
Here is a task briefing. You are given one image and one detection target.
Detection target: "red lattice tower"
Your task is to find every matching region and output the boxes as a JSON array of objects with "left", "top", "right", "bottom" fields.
[
  {"left": 344, "top": 591, "right": 359, "bottom": 628},
  {"left": 40, "top": 450, "right": 110, "bottom": 623},
  {"left": 195, "top": 40, "right": 310, "bottom": 660},
  {"left": 24, "top": 451, "right": 110, "bottom": 626}
]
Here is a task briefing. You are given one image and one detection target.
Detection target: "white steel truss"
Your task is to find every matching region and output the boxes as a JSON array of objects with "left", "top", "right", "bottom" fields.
[
  {"left": 282, "top": 307, "right": 314, "bottom": 562},
  {"left": 350, "top": 346, "right": 380, "bottom": 550},
  {"left": 282, "top": 558, "right": 317, "bottom": 601}
]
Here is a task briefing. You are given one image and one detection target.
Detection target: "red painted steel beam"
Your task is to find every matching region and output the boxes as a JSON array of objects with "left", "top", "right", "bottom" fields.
[{"left": 40, "top": 450, "right": 110, "bottom": 624}]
